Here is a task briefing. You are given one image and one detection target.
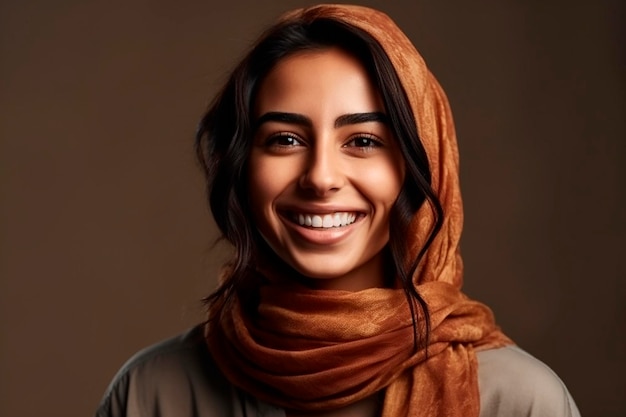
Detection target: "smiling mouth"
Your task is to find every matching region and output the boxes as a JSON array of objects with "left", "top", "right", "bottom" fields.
[{"left": 289, "top": 212, "right": 358, "bottom": 228}]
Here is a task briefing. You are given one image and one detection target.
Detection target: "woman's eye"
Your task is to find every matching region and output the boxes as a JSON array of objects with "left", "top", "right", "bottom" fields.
[
  {"left": 267, "top": 133, "right": 303, "bottom": 147},
  {"left": 346, "top": 135, "right": 382, "bottom": 149}
]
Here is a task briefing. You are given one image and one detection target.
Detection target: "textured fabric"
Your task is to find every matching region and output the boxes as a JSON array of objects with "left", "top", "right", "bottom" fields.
[
  {"left": 95, "top": 326, "right": 581, "bottom": 417},
  {"left": 205, "top": 4, "right": 513, "bottom": 417}
]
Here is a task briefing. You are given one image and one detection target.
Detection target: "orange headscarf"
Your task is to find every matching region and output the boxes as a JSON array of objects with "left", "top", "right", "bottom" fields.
[{"left": 206, "top": 4, "right": 512, "bottom": 416}]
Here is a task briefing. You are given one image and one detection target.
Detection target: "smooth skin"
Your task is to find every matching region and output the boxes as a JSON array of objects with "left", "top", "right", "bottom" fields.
[{"left": 248, "top": 47, "right": 405, "bottom": 292}]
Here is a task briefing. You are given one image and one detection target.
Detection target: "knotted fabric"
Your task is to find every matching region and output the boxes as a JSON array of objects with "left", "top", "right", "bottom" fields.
[{"left": 206, "top": 4, "right": 512, "bottom": 416}]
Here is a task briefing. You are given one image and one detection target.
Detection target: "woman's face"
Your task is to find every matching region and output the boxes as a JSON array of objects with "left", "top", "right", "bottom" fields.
[{"left": 248, "top": 47, "right": 405, "bottom": 291}]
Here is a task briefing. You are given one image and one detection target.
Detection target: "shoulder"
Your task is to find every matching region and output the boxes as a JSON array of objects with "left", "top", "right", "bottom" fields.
[
  {"left": 105, "top": 324, "right": 216, "bottom": 382},
  {"left": 96, "top": 324, "right": 235, "bottom": 417},
  {"left": 476, "top": 345, "right": 580, "bottom": 417}
]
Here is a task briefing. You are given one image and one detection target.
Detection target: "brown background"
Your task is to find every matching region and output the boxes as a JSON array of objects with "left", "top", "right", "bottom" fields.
[{"left": 1, "top": 1, "right": 624, "bottom": 416}]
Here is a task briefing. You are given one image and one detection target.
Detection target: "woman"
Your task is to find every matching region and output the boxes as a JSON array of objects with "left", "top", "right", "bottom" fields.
[{"left": 96, "top": 5, "right": 580, "bottom": 417}]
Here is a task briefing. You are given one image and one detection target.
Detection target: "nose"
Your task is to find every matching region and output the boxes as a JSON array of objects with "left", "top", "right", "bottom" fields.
[{"left": 298, "top": 142, "right": 345, "bottom": 196}]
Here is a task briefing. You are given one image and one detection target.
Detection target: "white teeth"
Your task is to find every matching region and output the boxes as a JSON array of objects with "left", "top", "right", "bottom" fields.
[
  {"left": 294, "top": 212, "right": 358, "bottom": 228},
  {"left": 322, "top": 215, "right": 334, "bottom": 228}
]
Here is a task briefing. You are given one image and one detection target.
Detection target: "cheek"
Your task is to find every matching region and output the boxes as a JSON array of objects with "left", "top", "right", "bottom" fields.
[
  {"left": 357, "top": 160, "right": 404, "bottom": 208},
  {"left": 247, "top": 155, "right": 296, "bottom": 222},
  {"left": 248, "top": 158, "right": 274, "bottom": 214}
]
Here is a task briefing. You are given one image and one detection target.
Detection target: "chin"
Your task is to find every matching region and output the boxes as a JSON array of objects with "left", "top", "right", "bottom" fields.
[{"left": 286, "top": 255, "right": 384, "bottom": 291}]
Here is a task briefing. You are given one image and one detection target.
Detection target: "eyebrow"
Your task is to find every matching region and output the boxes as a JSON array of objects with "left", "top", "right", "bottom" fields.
[
  {"left": 335, "top": 112, "right": 389, "bottom": 127},
  {"left": 254, "top": 111, "right": 389, "bottom": 130}
]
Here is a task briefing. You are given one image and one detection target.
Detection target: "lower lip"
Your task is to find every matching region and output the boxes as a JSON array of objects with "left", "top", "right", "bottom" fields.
[{"left": 281, "top": 214, "right": 360, "bottom": 245}]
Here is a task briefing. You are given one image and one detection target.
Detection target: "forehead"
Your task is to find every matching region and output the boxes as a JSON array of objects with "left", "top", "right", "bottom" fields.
[{"left": 254, "top": 47, "right": 384, "bottom": 116}]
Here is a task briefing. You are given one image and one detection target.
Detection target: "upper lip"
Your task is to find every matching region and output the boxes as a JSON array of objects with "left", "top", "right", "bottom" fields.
[{"left": 278, "top": 203, "right": 367, "bottom": 215}]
